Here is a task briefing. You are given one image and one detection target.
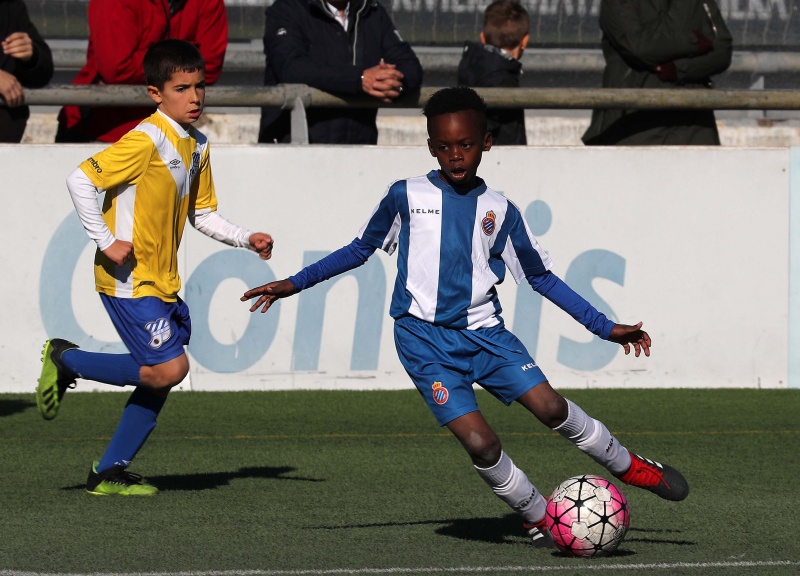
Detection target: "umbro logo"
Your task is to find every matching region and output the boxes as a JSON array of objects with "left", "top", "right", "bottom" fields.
[{"left": 168, "top": 158, "right": 182, "bottom": 170}]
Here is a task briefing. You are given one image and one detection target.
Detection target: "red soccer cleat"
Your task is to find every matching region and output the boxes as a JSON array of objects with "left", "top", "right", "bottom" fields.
[
  {"left": 616, "top": 452, "right": 689, "bottom": 501},
  {"left": 523, "top": 516, "right": 555, "bottom": 549}
]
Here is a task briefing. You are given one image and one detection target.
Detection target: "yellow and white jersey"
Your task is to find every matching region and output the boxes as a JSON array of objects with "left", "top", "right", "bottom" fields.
[{"left": 79, "top": 110, "right": 218, "bottom": 301}]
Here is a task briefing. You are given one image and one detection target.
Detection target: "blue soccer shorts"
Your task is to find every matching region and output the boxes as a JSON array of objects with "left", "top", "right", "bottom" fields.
[
  {"left": 100, "top": 294, "right": 192, "bottom": 367},
  {"left": 393, "top": 316, "right": 547, "bottom": 426}
]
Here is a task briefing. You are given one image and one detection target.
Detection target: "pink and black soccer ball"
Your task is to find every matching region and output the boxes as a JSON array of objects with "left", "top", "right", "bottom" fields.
[{"left": 545, "top": 474, "right": 630, "bottom": 558}]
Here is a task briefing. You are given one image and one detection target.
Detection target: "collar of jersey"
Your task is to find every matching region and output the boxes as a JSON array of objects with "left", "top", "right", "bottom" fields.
[
  {"left": 156, "top": 108, "right": 192, "bottom": 138},
  {"left": 427, "top": 170, "right": 487, "bottom": 198}
]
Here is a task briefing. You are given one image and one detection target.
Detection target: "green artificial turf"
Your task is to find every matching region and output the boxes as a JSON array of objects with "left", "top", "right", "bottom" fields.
[{"left": 1, "top": 388, "right": 798, "bottom": 576}]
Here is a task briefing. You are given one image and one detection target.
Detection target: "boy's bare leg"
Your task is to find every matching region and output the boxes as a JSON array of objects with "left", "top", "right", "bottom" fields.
[{"left": 447, "top": 412, "right": 548, "bottom": 531}]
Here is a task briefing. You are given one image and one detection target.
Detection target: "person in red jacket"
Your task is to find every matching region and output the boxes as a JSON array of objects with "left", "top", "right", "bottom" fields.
[{"left": 55, "top": 0, "right": 227, "bottom": 143}]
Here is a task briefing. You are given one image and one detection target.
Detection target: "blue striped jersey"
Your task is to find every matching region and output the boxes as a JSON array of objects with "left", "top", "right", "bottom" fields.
[{"left": 358, "top": 171, "right": 553, "bottom": 330}]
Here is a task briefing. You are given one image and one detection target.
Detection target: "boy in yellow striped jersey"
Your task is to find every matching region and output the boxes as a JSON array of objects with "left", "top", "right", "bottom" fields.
[{"left": 35, "top": 39, "right": 274, "bottom": 496}]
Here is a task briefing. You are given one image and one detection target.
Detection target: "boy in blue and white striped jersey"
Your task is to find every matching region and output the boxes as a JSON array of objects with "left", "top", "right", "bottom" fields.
[{"left": 242, "top": 86, "right": 688, "bottom": 545}]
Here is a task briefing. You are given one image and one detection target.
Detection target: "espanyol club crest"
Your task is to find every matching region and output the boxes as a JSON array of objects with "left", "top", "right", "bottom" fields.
[
  {"left": 189, "top": 151, "right": 200, "bottom": 179},
  {"left": 145, "top": 317, "right": 172, "bottom": 349},
  {"left": 482, "top": 210, "right": 496, "bottom": 236},
  {"left": 432, "top": 381, "right": 449, "bottom": 405}
]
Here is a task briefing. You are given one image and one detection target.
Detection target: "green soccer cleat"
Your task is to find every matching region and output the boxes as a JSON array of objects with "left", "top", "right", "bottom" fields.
[
  {"left": 86, "top": 461, "right": 159, "bottom": 496},
  {"left": 35, "top": 338, "right": 78, "bottom": 420}
]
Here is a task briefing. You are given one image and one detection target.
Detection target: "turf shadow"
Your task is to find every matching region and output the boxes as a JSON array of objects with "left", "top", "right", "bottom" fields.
[
  {"left": 316, "top": 514, "right": 532, "bottom": 545},
  {"left": 436, "top": 518, "right": 687, "bottom": 556},
  {"left": 625, "top": 526, "right": 696, "bottom": 547},
  {"left": 316, "top": 515, "right": 690, "bottom": 555},
  {"left": 149, "top": 465, "right": 325, "bottom": 491},
  {"left": 0, "top": 398, "right": 36, "bottom": 417},
  {"left": 434, "top": 514, "right": 533, "bottom": 544},
  {"left": 61, "top": 465, "right": 323, "bottom": 492}
]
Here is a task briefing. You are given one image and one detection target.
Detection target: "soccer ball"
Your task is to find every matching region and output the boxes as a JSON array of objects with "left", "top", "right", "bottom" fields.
[{"left": 545, "top": 474, "right": 630, "bottom": 558}]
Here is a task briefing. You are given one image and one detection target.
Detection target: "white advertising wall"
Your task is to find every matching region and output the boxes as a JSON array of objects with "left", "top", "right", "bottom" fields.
[{"left": 0, "top": 144, "right": 795, "bottom": 392}]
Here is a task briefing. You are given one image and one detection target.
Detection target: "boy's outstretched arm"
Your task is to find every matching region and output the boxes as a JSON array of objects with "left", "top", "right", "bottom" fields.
[
  {"left": 241, "top": 237, "right": 376, "bottom": 314},
  {"left": 528, "top": 271, "right": 651, "bottom": 358},
  {"left": 241, "top": 279, "right": 295, "bottom": 313},
  {"left": 608, "top": 322, "right": 651, "bottom": 358}
]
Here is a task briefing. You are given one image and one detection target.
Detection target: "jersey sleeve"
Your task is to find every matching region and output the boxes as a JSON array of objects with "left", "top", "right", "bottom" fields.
[
  {"left": 499, "top": 200, "right": 554, "bottom": 284},
  {"left": 289, "top": 238, "right": 376, "bottom": 292},
  {"left": 528, "top": 271, "right": 616, "bottom": 340},
  {"left": 78, "top": 130, "right": 153, "bottom": 191},
  {"left": 357, "top": 180, "right": 404, "bottom": 254}
]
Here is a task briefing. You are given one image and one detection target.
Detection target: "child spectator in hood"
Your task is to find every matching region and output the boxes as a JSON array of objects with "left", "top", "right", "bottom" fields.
[{"left": 457, "top": 0, "right": 529, "bottom": 146}]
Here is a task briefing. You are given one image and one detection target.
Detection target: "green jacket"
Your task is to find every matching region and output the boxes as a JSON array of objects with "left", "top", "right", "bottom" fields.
[{"left": 582, "top": 0, "right": 732, "bottom": 145}]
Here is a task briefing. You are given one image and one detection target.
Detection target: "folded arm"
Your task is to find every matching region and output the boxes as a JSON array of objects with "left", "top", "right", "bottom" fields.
[
  {"left": 66, "top": 168, "right": 115, "bottom": 250},
  {"left": 189, "top": 209, "right": 253, "bottom": 248},
  {"left": 600, "top": 0, "right": 710, "bottom": 68}
]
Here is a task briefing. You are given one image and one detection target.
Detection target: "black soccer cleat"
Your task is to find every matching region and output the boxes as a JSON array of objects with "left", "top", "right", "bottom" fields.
[{"left": 616, "top": 452, "right": 689, "bottom": 501}]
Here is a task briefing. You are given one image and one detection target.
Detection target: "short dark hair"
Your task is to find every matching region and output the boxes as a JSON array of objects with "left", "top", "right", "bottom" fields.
[
  {"left": 144, "top": 39, "right": 205, "bottom": 89},
  {"left": 483, "top": 0, "right": 529, "bottom": 49},
  {"left": 422, "top": 86, "right": 488, "bottom": 117},
  {"left": 422, "top": 86, "right": 488, "bottom": 132}
]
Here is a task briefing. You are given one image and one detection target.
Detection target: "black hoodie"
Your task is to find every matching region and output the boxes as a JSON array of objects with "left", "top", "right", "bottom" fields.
[{"left": 457, "top": 41, "right": 526, "bottom": 146}]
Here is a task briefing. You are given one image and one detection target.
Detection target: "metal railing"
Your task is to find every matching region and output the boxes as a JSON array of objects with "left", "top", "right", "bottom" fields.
[
  {"left": 16, "top": 84, "right": 800, "bottom": 144},
  {"left": 45, "top": 42, "right": 800, "bottom": 76}
]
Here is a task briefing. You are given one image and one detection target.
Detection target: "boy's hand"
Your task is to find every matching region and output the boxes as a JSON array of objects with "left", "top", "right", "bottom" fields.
[
  {"left": 2, "top": 32, "right": 34, "bottom": 62},
  {"left": 608, "top": 322, "right": 651, "bottom": 357},
  {"left": 362, "top": 61, "right": 404, "bottom": 102},
  {"left": 241, "top": 279, "right": 295, "bottom": 313},
  {"left": 102, "top": 239, "right": 134, "bottom": 267},
  {"left": 249, "top": 232, "right": 274, "bottom": 260},
  {"left": 0, "top": 69, "right": 23, "bottom": 107}
]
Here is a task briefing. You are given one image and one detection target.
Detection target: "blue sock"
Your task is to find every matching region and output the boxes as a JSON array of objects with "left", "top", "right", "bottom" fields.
[
  {"left": 98, "top": 387, "right": 168, "bottom": 472},
  {"left": 61, "top": 349, "right": 141, "bottom": 387}
]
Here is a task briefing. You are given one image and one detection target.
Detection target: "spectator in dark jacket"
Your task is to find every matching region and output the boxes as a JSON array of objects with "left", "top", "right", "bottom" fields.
[
  {"left": 457, "top": 0, "right": 528, "bottom": 146},
  {"left": 0, "top": 0, "right": 53, "bottom": 142},
  {"left": 582, "top": 0, "right": 732, "bottom": 146},
  {"left": 258, "top": 0, "right": 423, "bottom": 144}
]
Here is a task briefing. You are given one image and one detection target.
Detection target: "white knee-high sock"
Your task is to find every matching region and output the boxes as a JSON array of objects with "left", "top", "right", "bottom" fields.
[
  {"left": 474, "top": 451, "right": 546, "bottom": 523},
  {"left": 554, "top": 399, "right": 632, "bottom": 476}
]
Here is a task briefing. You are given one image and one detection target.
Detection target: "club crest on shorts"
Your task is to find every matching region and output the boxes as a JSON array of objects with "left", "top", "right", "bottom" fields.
[
  {"left": 144, "top": 317, "right": 172, "bottom": 349},
  {"left": 481, "top": 210, "right": 496, "bottom": 236},
  {"left": 432, "top": 381, "right": 449, "bottom": 405}
]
